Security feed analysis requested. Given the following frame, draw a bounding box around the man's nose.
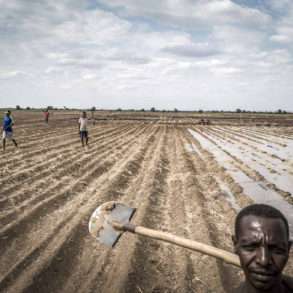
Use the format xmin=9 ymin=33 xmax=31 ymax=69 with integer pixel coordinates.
xmin=256 ymin=246 xmax=270 ymax=266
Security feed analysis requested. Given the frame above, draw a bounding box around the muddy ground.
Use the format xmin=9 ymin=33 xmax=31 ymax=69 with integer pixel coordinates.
xmin=0 ymin=111 xmax=292 ymax=293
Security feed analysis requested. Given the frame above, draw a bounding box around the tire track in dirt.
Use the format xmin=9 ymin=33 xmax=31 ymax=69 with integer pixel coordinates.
xmin=0 ymin=125 xmax=159 ymax=293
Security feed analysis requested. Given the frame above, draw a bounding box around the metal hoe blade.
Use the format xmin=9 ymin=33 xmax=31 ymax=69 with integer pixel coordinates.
xmin=89 ymin=201 xmax=136 ymax=247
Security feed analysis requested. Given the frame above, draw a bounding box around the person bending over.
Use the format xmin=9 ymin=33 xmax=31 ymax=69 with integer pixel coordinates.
xmin=232 ymin=204 xmax=293 ymax=292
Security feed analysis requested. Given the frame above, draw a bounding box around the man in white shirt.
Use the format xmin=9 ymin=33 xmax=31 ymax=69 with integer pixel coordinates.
xmin=78 ymin=111 xmax=89 ymax=147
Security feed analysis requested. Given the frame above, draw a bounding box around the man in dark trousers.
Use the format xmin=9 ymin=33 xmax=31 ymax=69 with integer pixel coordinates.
xmin=2 ymin=110 xmax=18 ymax=151
xmin=232 ymin=204 xmax=293 ymax=292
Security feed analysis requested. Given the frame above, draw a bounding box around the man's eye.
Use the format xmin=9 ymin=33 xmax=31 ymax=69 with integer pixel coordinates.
xmin=272 ymin=248 xmax=286 ymax=254
xmin=242 ymin=245 xmax=258 ymax=251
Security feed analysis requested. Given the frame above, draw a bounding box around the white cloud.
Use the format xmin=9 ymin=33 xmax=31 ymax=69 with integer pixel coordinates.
xmin=0 ymin=0 xmax=292 ymax=111
xmin=270 ymin=34 xmax=291 ymax=44
xmin=0 ymin=70 xmax=28 ymax=79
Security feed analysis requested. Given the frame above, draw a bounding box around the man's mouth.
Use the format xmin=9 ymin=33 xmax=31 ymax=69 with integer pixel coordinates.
xmin=250 ymin=270 xmax=276 ymax=282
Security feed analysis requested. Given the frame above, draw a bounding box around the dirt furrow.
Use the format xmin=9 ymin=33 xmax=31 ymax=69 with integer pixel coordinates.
xmin=241 ymin=127 xmax=293 ymax=140
xmin=0 ymin=124 xmax=135 ymax=201
xmin=0 ymin=122 xmax=109 ymax=167
xmin=115 ymin=126 xmax=170 ymax=293
xmin=75 ymin=127 xmax=167 ymax=293
xmin=0 ymin=124 xmax=147 ymax=228
xmin=178 ymin=127 xmax=242 ymax=292
xmin=43 ymin=126 xmax=165 ymax=293
xmin=0 ymin=125 xmax=159 ymax=292
xmin=0 ymin=123 xmax=124 ymax=170
xmin=214 ymin=126 xmax=275 ymax=146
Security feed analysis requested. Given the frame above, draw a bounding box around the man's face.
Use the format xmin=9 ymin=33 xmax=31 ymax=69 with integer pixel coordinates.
xmin=233 ymin=215 xmax=291 ymax=290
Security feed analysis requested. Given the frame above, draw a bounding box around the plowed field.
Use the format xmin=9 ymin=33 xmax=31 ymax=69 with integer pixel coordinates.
xmin=1 ymin=113 xmax=293 ymax=293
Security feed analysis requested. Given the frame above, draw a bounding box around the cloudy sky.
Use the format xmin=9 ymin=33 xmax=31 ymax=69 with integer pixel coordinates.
xmin=0 ymin=0 xmax=293 ymax=111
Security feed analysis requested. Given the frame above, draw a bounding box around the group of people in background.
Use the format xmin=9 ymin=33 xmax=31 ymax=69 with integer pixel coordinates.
xmin=2 ymin=109 xmax=90 ymax=151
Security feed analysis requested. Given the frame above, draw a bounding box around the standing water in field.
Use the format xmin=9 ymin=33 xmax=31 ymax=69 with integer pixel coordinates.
xmin=188 ymin=128 xmax=293 ymax=237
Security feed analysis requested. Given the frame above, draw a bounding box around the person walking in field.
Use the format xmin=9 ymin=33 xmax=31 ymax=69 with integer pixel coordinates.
xmin=43 ymin=108 xmax=50 ymax=124
xmin=78 ymin=111 xmax=89 ymax=147
xmin=2 ymin=110 xmax=18 ymax=151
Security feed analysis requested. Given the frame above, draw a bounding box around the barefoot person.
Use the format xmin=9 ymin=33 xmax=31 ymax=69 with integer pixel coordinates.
xmin=78 ymin=111 xmax=89 ymax=147
xmin=2 ymin=110 xmax=18 ymax=151
xmin=233 ymin=204 xmax=293 ymax=292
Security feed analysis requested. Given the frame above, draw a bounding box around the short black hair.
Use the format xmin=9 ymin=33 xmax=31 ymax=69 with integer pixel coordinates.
xmin=235 ymin=204 xmax=290 ymax=239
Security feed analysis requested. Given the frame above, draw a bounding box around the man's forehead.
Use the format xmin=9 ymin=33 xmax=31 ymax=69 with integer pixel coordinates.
xmin=238 ymin=215 xmax=287 ymax=239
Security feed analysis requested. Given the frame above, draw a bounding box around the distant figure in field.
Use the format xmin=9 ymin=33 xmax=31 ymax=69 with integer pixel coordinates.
xmin=91 ymin=108 xmax=96 ymax=125
xmin=43 ymin=109 xmax=50 ymax=124
xmin=232 ymin=204 xmax=293 ymax=292
xmin=2 ymin=110 xmax=18 ymax=151
xmin=78 ymin=111 xmax=89 ymax=147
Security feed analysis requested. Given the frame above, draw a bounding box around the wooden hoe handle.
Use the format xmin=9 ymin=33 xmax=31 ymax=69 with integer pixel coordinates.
xmin=114 ymin=222 xmax=241 ymax=268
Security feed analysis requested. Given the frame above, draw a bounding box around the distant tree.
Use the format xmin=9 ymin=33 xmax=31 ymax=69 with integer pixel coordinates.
xmin=47 ymin=106 xmax=54 ymax=110
xmin=117 ymin=108 xmax=122 ymax=111
xmin=236 ymin=108 xmax=242 ymax=113
xmin=198 ymin=109 xmax=203 ymax=113
xmin=150 ymin=107 xmax=156 ymax=112
xmin=174 ymin=108 xmax=179 ymax=112
xmin=140 ymin=108 xmax=145 ymax=112
xmin=26 ymin=106 xmax=31 ymax=110
xmin=16 ymin=105 xmax=21 ymax=110
xmin=91 ymin=106 xmax=96 ymax=111
xmin=276 ymin=109 xmax=287 ymax=114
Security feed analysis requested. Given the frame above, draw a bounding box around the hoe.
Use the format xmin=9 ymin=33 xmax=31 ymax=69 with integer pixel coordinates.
xmin=89 ymin=201 xmax=241 ymax=268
